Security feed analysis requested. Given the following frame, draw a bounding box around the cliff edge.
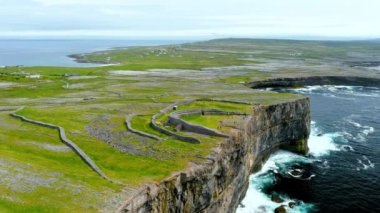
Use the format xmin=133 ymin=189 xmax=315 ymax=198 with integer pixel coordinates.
xmin=117 ymin=98 xmax=310 ymax=213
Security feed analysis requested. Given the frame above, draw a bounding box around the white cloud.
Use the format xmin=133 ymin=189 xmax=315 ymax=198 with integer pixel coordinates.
xmin=0 ymin=0 xmax=379 ymax=38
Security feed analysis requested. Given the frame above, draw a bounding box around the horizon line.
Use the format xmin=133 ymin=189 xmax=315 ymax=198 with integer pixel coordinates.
xmin=0 ymin=35 xmax=379 ymax=42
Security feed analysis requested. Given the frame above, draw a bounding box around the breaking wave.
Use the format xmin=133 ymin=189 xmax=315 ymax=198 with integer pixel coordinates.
xmin=307 ymin=121 xmax=344 ymax=157
xmin=356 ymin=156 xmax=375 ymax=171
xmin=240 ymin=85 xmax=379 ymax=212
xmin=344 ymin=118 xmax=375 ymax=142
xmin=236 ymin=151 xmax=316 ymax=213
xmin=292 ymin=85 xmax=380 ymax=98
xmin=237 ymin=121 xmax=342 ymax=213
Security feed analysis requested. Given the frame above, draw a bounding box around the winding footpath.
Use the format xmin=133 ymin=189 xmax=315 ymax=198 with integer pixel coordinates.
xmin=10 ymin=107 xmax=124 ymax=186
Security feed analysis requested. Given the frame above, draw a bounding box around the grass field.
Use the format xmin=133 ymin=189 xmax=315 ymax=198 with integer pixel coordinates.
xmin=0 ymin=38 xmax=378 ymax=212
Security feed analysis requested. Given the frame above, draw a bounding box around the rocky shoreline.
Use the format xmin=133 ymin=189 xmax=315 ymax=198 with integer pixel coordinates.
xmin=246 ymin=76 xmax=380 ymax=89
xmin=68 ymin=53 xmax=121 ymax=66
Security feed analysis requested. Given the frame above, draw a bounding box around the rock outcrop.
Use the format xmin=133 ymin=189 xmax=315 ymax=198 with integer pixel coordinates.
xmin=117 ymin=97 xmax=310 ymax=212
xmin=246 ymin=76 xmax=380 ymax=89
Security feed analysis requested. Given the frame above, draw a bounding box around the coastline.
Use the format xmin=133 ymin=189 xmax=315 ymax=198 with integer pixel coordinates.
xmin=246 ymin=76 xmax=380 ymax=89
xmin=117 ymin=98 xmax=311 ymax=212
xmin=118 ymin=76 xmax=380 ymax=212
xmin=68 ymin=53 xmax=118 ymax=65
xmin=1 ymin=38 xmax=379 ymax=212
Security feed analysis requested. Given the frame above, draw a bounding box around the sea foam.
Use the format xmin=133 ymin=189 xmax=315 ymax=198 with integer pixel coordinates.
xmin=307 ymin=122 xmax=343 ymax=157
xmin=236 ymin=151 xmax=315 ymax=213
xmin=237 ymin=122 xmax=341 ymax=213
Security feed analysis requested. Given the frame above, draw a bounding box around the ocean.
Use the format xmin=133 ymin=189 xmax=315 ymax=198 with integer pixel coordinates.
xmin=0 ymin=39 xmax=186 ymax=67
xmin=237 ymin=86 xmax=380 ymax=213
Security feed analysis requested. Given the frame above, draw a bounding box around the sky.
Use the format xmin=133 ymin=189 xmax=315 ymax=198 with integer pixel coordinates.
xmin=0 ymin=0 xmax=379 ymax=39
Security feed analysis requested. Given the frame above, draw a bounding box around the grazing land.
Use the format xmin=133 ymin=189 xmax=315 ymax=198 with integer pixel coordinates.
xmin=0 ymin=38 xmax=379 ymax=212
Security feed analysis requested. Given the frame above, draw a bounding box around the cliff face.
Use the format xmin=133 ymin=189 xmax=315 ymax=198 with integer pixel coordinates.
xmin=246 ymin=76 xmax=380 ymax=89
xmin=117 ymin=98 xmax=310 ymax=213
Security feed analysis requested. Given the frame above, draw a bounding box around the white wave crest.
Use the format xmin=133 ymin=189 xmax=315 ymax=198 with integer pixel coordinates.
xmin=346 ymin=119 xmax=375 ymax=142
xmin=356 ymin=156 xmax=375 ymax=171
xmin=292 ymin=85 xmax=380 ymax=98
xmin=307 ymin=122 xmax=342 ymax=157
xmin=340 ymin=145 xmax=355 ymax=152
xmin=237 ymin=150 xmax=315 ymax=213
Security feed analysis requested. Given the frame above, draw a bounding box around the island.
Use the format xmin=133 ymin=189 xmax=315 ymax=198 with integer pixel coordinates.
xmin=0 ymin=38 xmax=379 ymax=212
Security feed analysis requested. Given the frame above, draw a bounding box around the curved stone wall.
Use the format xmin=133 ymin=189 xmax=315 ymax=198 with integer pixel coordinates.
xmin=117 ymin=98 xmax=310 ymax=212
xmin=125 ymin=114 xmax=163 ymax=141
xmin=168 ymin=109 xmax=247 ymax=138
xmin=10 ymin=109 xmax=122 ymax=185
xmin=150 ymin=98 xmax=255 ymax=144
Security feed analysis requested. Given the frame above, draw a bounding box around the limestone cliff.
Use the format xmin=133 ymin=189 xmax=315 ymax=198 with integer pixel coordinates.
xmin=246 ymin=76 xmax=380 ymax=89
xmin=117 ymin=97 xmax=310 ymax=213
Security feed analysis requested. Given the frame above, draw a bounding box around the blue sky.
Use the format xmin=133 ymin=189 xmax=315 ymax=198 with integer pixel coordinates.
xmin=1 ymin=0 xmax=379 ymax=39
